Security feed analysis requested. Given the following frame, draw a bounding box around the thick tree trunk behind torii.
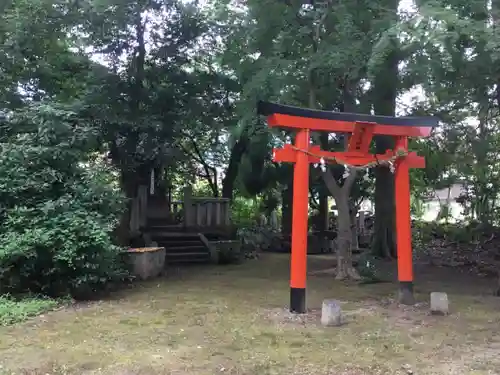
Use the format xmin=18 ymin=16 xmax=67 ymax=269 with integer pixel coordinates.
xmin=350 ymin=203 xmax=360 ymax=251
xmin=371 ymin=11 xmax=399 ymax=258
xmin=372 ymin=137 xmax=397 ymax=258
xmin=306 ymin=6 xmax=359 ymax=278
xmin=322 ymin=169 xmax=360 ymax=280
xmin=318 ymin=133 xmax=330 ymax=232
xmin=309 ymin=71 xmax=360 ymax=278
xmin=222 ymin=135 xmax=249 ymax=200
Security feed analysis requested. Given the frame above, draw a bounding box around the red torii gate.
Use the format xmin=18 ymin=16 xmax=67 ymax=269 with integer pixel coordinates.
xmin=257 ymin=101 xmax=439 ymax=314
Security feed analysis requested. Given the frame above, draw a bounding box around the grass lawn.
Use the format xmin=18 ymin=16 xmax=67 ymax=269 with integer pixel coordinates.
xmin=0 ymin=253 xmax=499 ymax=375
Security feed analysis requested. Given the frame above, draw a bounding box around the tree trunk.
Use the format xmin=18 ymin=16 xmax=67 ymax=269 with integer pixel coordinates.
xmin=112 ymin=6 xmax=149 ymax=247
xmin=350 ymin=204 xmax=359 ymax=251
xmin=318 ymin=132 xmax=330 ymax=231
xmin=222 ymin=135 xmax=249 ymax=200
xmin=313 ymin=80 xmax=359 ymax=277
xmin=308 ymin=7 xmax=358 ymax=276
xmin=322 ymin=169 xmax=361 ymax=280
xmin=371 ymin=12 xmax=399 ymax=258
xmin=372 ymin=137 xmax=396 ymax=258
xmin=335 ymin=192 xmax=361 ymax=280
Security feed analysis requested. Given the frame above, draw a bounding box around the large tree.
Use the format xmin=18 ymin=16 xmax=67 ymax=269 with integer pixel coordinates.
xmin=370 ymin=0 xmax=400 ymax=259
xmin=216 ymin=0 xmax=390 ymax=278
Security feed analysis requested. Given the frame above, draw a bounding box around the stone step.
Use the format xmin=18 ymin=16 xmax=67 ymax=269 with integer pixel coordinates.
xmin=158 ymin=240 xmax=201 ymax=247
xmin=168 ymin=257 xmax=212 ymax=264
xmin=147 ymin=224 xmax=185 ymax=232
xmin=151 ymin=232 xmax=200 ymax=239
xmin=165 ymin=245 xmax=207 ymax=253
xmin=166 ymin=252 xmax=209 ymax=257
xmin=165 ymin=251 xmax=211 ymax=264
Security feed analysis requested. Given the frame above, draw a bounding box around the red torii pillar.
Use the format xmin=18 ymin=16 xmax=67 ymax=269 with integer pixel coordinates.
xmin=258 ymin=101 xmax=438 ymax=313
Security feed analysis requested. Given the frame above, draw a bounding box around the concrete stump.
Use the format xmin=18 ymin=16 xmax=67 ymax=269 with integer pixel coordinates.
xmin=126 ymin=247 xmax=166 ymax=280
xmin=321 ymin=299 xmax=343 ymax=327
xmin=430 ymin=292 xmax=449 ymax=315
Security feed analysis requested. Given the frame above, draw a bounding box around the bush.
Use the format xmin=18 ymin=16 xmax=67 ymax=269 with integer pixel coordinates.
xmin=0 ymin=201 xmax=127 ymax=298
xmin=412 ymin=220 xmax=475 ymax=250
xmin=0 ymin=104 xmax=128 ymax=299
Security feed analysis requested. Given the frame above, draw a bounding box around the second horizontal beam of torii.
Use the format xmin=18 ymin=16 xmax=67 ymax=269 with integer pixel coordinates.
xmin=273 ymin=145 xmax=426 ymax=169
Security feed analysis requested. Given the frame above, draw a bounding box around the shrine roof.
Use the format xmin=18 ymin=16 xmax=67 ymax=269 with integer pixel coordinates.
xmin=257 ymin=101 xmax=439 ymax=128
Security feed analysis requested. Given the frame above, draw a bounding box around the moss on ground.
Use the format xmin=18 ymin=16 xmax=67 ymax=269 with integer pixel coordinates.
xmin=0 ymin=296 xmax=60 ymax=326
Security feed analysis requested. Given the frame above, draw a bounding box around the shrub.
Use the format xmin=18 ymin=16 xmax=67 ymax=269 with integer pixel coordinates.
xmin=0 ymin=104 xmax=128 ymax=299
xmin=0 ymin=200 xmax=127 ymax=298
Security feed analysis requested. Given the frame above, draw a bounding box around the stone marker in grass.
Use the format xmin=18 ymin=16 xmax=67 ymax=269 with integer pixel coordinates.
xmin=321 ymin=299 xmax=343 ymax=326
xmin=430 ymin=292 xmax=449 ymax=315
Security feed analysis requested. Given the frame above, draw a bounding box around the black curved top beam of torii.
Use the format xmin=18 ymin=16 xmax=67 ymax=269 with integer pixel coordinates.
xmin=257 ymin=101 xmax=439 ymax=138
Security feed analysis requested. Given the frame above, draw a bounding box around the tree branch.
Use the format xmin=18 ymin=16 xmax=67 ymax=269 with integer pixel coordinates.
xmin=321 ymin=166 xmax=341 ymax=198
xmin=179 ymin=131 xmax=219 ymax=197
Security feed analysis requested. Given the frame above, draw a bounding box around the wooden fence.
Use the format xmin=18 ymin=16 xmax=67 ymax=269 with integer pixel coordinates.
xmin=182 ymin=187 xmax=230 ymax=228
xmin=129 ymin=185 xmax=230 ymax=232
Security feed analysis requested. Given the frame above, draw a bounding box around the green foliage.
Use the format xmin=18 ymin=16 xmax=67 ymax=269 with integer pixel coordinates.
xmin=412 ymin=221 xmax=477 ymax=252
xmin=0 ymin=0 xmax=92 ymax=107
xmin=0 ymin=104 xmax=128 ymax=299
xmin=78 ymin=0 xmax=211 ymax=185
xmin=402 ymin=0 xmax=500 ymax=227
xmin=410 ymin=194 xmax=426 ymax=219
xmin=231 ymin=197 xmax=260 ymax=228
xmin=3 ymin=0 xmax=500 ymax=281
xmin=0 ymin=295 xmax=60 ymax=326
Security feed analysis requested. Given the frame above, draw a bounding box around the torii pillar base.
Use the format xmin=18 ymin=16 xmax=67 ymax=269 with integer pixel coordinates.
xmin=398 ymin=282 xmax=415 ymax=305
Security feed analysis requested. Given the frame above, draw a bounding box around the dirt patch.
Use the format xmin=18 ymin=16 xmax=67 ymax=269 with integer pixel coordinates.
xmin=262 ymin=307 xmax=323 ymax=327
xmin=361 ymin=298 xmax=436 ymax=327
xmin=309 ymin=267 xmax=338 ymax=276
xmin=262 ymin=301 xmax=380 ymax=328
